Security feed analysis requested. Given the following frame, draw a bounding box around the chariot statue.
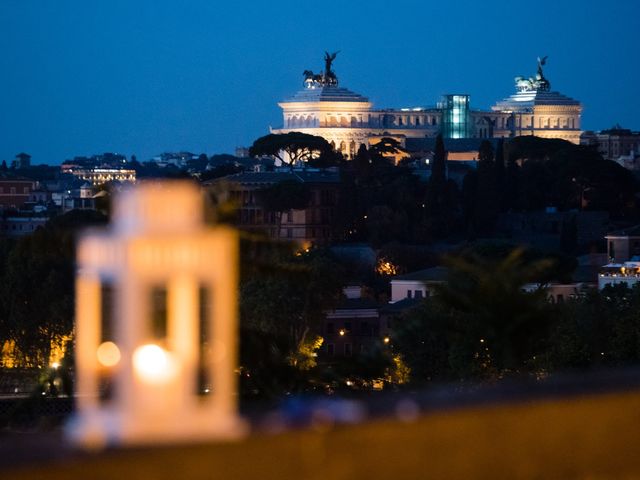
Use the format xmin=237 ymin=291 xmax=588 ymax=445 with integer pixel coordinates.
xmin=515 ymin=56 xmax=551 ymax=92
xmin=303 ymin=51 xmax=340 ymax=88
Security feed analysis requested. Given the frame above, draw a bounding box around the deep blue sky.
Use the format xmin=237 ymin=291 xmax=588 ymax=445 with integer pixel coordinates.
xmin=1 ymin=0 xmax=639 ymax=164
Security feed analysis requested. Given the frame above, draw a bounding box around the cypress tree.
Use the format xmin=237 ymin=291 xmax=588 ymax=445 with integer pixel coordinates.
xmin=504 ymin=140 xmax=520 ymax=212
xmin=560 ymin=214 xmax=578 ymax=254
xmin=353 ymin=144 xmax=371 ymax=181
xmin=495 ymin=138 xmax=506 ymax=211
xmin=426 ymin=134 xmax=449 ymax=237
xmin=430 ymin=133 xmax=447 ymax=190
xmin=475 ymin=140 xmax=499 ymax=234
xmin=462 ymin=170 xmax=478 ymax=240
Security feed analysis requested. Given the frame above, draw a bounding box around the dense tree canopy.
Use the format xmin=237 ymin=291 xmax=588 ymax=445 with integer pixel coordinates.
xmin=239 ymin=242 xmax=345 ymax=396
xmin=390 ymin=242 xmax=589 ymax=382
xmin=249 ymin=132 xmax=334 ymax=169
xmin=504 ymin=136 xmax=638 ymax=215
xmin=0 ymin=210 xmax=107 ymax=367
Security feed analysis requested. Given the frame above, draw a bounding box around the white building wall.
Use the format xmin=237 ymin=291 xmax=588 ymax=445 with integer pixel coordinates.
xmin=390 ymin=280 xmax=428 ymax=303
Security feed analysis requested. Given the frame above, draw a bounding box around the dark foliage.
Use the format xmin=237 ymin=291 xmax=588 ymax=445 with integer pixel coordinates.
xmin=249 ymin=132 xmax=333 ymax=170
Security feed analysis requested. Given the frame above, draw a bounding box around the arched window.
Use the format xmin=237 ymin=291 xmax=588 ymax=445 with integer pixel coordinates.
xmin=349 ymin=140 xmax=356 ymax=158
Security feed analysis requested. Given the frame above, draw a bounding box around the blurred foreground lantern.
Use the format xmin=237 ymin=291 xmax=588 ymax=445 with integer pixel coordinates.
xmin=68 ymin=181 xmax=246 ymax=447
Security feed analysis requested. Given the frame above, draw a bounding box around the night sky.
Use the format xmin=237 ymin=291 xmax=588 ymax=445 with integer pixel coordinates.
xmin=1 ymin=0 xmax=638 ymax=164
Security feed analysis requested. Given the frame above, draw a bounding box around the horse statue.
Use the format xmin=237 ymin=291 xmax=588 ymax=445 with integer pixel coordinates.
xmin=302 ymin=51 xmax=340 ymax=88
xmin=515 ymin=76 xmax=535 ymax=92
xmin=303 ymin=69 xmax=324 ymax=88
xmin=514 ymin=56 xmax=550 ymax=92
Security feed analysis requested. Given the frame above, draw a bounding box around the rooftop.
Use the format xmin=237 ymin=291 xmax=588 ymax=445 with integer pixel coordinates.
xmin=606 ymin=224 xmax=640 ymax=237
xmin=217 ymin=170 xmax=341 ymax=185
xmin=392 ymin=266 xmax=449 ymax=282
xmin=283 ymin=85 xmax=369 ymax=104
xmin=599 ymin=124 xmax=638 ymax=136
xmin=492 ymin=89 xmax=581 ymax=112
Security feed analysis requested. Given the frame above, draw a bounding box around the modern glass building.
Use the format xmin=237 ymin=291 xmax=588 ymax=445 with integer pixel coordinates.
xmin=438 ymin=94 xmax=472 ymax=139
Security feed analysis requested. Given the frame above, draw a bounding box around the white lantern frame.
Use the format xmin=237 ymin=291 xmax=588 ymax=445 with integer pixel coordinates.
xmin=70 ymin=182 xmax=245 ymax=446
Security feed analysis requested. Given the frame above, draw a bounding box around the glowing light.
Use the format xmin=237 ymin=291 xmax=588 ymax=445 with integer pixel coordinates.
xmin=132 ymin=344 xmax=176 ymax=384
xmin=51 ymin=362 xmax=60 ymax=369
xmin=97 ymin=341 xmax=121 ymax=367
xmin=383 ymin=337 xmax=390 ymax=344
xmin=339 ymin=329 xmax=346 ymax=336
xmin=376 ymin=259 xmax=398 ymax=276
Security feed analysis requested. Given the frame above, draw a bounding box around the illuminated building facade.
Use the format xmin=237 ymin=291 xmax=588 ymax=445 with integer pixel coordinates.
xmin=271 ymin=55 xmax=582 ymax=158
xmin=598 ymin=226 xmax=640 ymax=289
xmin=599 ymin=262 xmax=640 ymax=290
xmin=322 ymin=286 xmax=389 ymax=359
xmin=491 ymin=58 xmax=582 ymax=144
xmin=71 ymin=168 xmax=136 ymax=186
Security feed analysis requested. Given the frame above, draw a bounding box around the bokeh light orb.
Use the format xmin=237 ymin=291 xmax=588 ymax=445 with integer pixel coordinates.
xmin=132 ymin=344 xmax=175 ymax=384
xmin=97 ymin=341 xmax=121 ymax=367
